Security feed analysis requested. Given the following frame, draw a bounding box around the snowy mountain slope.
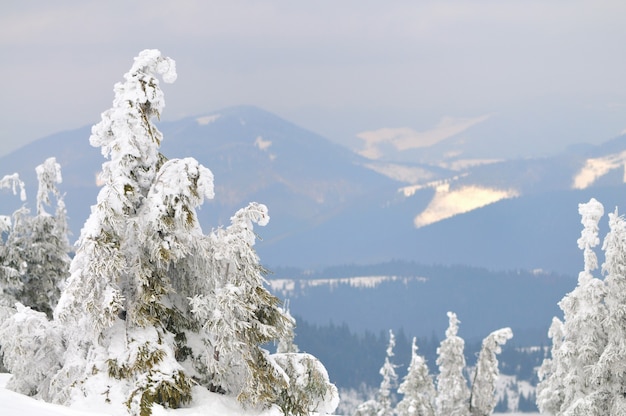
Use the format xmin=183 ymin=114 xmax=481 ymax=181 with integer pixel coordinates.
xmin=0 ymin=105 xmax=400 ymax=244
xmin=1 ymin=106 xmax=625 ymax=275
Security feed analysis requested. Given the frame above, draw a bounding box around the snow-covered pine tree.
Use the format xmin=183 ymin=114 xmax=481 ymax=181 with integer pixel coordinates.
xmin=557 ymin=198 xmax=607 ymax=414
xmin=43 ymin=50 xmax=196 ymax=416
xmin=353 ymin=330 xmax=398 ymax=416
xmin=592 ymin=208 xmax=626 ymax=414
xmin=0 ymin=172 xmax=27 ymax=317
xmin=435 ymin=312 xmax=470 ymax=416
xmin=188 ymin=201 xmax=293 ymax=405
xmin=536 ymin=198 xmax=608 ymax=415
xmin=379 ymin=330 xmax=399 ymax=416
xmin=536 ymin=317 xmax=566 ymax=414
xmin=396 ymin=337 xmax=436 ymax=416
xmin=6 ymin=158 xmax=71 ymax=317
xmin=469 ymin=327 xmax=513 ymax=416
xmin=0 ymin=49 xmax=335 ymax=416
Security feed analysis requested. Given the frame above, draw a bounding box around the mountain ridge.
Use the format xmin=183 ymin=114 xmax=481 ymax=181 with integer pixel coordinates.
xmin=1 ymin=105 xmax=625 ymax=276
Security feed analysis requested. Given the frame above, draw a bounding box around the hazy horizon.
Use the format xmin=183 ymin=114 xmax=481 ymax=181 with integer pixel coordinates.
xmin=2 ymin=1 xmax=625 ymax=158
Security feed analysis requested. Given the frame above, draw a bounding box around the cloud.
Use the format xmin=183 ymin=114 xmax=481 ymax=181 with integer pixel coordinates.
xmin=356 ymin=114 xmax=490 ymax=159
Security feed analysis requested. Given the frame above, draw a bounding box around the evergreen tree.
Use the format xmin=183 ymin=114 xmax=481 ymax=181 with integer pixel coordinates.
xmin=592 ymin=208 xmax=626 ymax=414
xmin=536 ymin=317 xmax=566 ymax=414
xmin=469 ymin=327 xmax=513 ymax=416
xmin=435 ymin=312 xmax=469 ymax=416
xmin=378 ymin=330 xmax=399 ymax=416
xmin=0 ymin=50 xmax=336 ymax=416
xmin=0 ymin=161 xmax=69 ymax=319
xmin=0 ymin=172 xmax=26 ymax=317
xmin=6 ymin=158 xmax=70 ymax=317
xmin=354 ymin=330 xmax=398 ymax=416
xmin=537 ymin=198 xmax=608 ymax=415
xmin=396 ymin=337 xmax=436 ymax=416
xmin=556 ymin=199 xmax=607 ymax=414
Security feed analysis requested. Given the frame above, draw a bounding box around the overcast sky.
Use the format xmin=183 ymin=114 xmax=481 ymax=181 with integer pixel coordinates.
xmin=1 ymin=1 xmax=626 ymax=157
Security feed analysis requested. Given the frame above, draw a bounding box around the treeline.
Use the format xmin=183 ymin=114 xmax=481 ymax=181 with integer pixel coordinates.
xmin=291 ymin=316 xmax=544 ymax=399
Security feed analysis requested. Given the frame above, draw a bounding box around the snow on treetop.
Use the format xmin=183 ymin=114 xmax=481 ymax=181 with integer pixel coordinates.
xmin=130 ymin=49 xmax=177 ymax=84
xmin=445 ymin=311 xmax=460 ymax=338
xmin=577 ymin=198 xmax=604 ymax=273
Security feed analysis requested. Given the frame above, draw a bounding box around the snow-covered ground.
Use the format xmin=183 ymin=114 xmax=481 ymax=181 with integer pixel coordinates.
xmin=0 ymin=373 xmax=282 ymax=416
xmin=1 ymin=373 xmax=541 ymax=415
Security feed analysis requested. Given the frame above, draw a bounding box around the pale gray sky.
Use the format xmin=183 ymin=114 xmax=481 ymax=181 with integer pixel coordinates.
xmin=1 ymin=1 xmax=626 ymax=157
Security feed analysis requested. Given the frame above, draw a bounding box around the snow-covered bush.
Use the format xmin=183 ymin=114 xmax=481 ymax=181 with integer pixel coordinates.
xmin=0 ymin=303 xmax=63 ymax=396
xmin=272 ymin=352 xmax=339 ymax=415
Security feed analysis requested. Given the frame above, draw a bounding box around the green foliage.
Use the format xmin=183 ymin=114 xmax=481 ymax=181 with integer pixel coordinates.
xmin=237 ymin=348 xmax=286 ymax=407
xmin=128 ymin=370 xmax=193 ymax=416
xmin=273 ymin=353 xmax=336 ymax=416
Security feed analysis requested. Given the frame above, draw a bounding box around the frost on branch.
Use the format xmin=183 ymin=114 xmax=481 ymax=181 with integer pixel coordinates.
xmin=0 ymin=173 xmax=26 ymax=202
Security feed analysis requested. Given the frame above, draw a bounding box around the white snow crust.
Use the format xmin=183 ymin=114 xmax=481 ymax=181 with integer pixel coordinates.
xmin=0 ymin=373 xmax=288 ymax=416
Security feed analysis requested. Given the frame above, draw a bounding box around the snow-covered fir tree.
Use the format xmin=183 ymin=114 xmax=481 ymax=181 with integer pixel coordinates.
xmin=378 ymin=330 xmax=399 ymax=416
xmin=0 ymin=160 xmax=70 ymax=319
xmin=6 ymin=158 xmax=70 ymax=317
xmin=396 ymin=337 xmax=436 ymax=416
xmin=593 ymin=208 xmax=626 ymax=414
xmin=536 ymin=317 xmax=566 ymax=414
xmin=435 ymin=312 xmax=469 ymax=416
xmin=0 ymin=50 xmax=336 ymax=416
xmin=0 ymin=172 xmax=27 ymax=317
xmin=537 ymin=198 xmax=611 ymax=415
xmin=354 ymin=330 xmax=398 ymax=416
xmin=469 ymin=327 xmax=513 ymax=416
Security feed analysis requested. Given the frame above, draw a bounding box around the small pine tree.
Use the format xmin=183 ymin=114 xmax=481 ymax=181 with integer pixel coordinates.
xmin=378 ymin=330 xmax=399 ymax=416
xmin=435 ymin=312 xmax=469 ymax=416
xmin=7 ymin=158 xmax=70 ymax=317
xmin=536 ymin=317 xmax=566 ymax=414
xmin=396 ymin=337 xmax=436 ymax=416
xmin=353 ymin=330 xmax=398 ymax=416
xmin=0 ymin=161 xmax=70 ymax=319
xmin=0 ymin=173 xmax=26 ymax=317
xmin=469 ymin=327 xmax=513 ymax=416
